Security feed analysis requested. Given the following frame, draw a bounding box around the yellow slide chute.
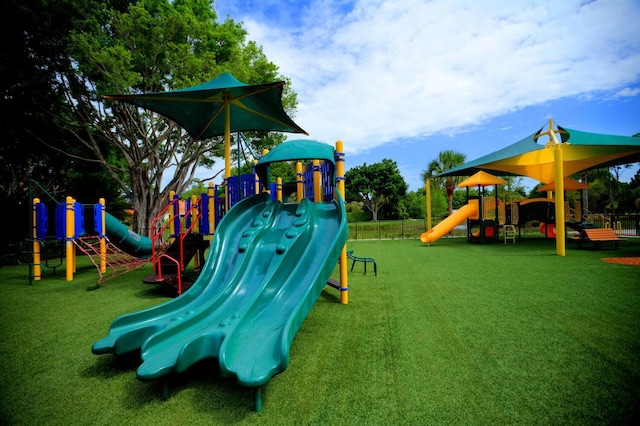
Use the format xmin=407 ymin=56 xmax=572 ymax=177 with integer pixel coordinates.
xmin=420 ymin=201 xmax=478 ymax=244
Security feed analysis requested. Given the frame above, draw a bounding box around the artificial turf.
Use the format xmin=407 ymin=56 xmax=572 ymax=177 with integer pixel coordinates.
xmin=1 ymin=236 xmax=639 ymax=424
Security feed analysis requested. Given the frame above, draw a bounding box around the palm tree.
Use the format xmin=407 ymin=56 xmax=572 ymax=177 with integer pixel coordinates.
xmin=422 ymin=150 xmax=467 ymax=216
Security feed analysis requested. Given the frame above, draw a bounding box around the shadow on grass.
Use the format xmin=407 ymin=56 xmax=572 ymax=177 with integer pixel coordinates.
xmin=121 ymin=358 xmax=258 ymax=419
xmin=134 ymin=285 xmax=172 ymax=300
xmin=319 ymin=288 xmax=340 ymax=304
xmin=82 ymin=351 xmax=142 ymax=379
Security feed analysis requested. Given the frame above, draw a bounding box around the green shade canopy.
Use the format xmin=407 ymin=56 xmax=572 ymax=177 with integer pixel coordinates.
xmin=104 ymin=73 xmax=307 ymax=141
xmin=439 ymin=124 xmax=640 ymax=183
xmin=255 ymin=139 xmax=335 ymax=188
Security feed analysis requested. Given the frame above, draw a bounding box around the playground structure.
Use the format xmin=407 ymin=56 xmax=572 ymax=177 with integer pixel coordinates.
xmin=27 ymin=153 xmax=337 ymax=294
xmin=93 ymin=139 xmax=349 ymax=411
xmin=421 ymin=171 xmax=507 ymax=244
xmin=140 ymin=151 xmax=339 ymax=296
xmin=436 ymin=120 xmax=640 ymax=255
xmin=30 ymin=189 xmax=153 ymax=286
xmin=506 ymin=197 xmax=593 ymax=239
xmin=421 ymin=170 xmax=599 ymax=245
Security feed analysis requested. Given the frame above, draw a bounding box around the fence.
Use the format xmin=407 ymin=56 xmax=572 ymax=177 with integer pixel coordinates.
xmin=348 ymin=214 xmax=640 ymax=241
xmin=588 ymin=214 xmax=640 ymax=237
xmin=348 ymin=219 xmax=433 ymax=241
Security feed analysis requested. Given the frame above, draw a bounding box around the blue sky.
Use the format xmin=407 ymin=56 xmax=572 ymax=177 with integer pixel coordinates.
xmin=213 ymin=0 xmax=640 ymax=191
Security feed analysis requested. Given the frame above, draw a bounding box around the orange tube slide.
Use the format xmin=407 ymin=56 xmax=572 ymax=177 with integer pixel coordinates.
xmin=421 ymin=203 xmax=478 ymax=243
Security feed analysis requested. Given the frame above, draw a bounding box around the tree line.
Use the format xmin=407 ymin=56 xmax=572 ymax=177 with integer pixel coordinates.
xmin=345 ymin=151 xmax=640 ymax=222
xmin=2 ymin=0 xmax=296 ymax=242
xmin=3 ymin=0 xmax=638 ymax=255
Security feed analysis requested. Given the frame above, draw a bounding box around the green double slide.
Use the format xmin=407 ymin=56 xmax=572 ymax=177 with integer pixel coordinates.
xmin=92 ymin=191 xmax=348 ymax=388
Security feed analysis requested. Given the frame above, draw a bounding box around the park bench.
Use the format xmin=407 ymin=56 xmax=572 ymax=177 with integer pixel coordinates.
xmin=571 ymin=228 xmax=623 ymax=250
xmin=347 ymin=250 xmax=377 ymax=275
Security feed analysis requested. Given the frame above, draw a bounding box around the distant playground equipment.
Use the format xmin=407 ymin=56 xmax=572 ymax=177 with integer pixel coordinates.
xmin=93 ymin=140 xmax=349 ymax=411
xmin=30 ymin=181 xmax=153 ymax=287
xmin=422 ymin=169 xmax=603 ymax=245
xmin=421 ymin=171 xmax=508 ymax=244
xmin=506 ymin=176 xmax=595 ymax=240
xmin=430 ymin=120 xmax=640 ymax=256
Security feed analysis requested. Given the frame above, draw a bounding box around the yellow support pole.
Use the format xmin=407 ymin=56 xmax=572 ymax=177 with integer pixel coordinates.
xmin=32 ymin=198 xmax=41 ymax=281
xmin=553 ymin=142 xmax=566 ymax=256
xmin=262 ymin=149 xmax=270 ymax=194
xmin=65 ymin=196 xmax=75 ymax=281
xmin=224 ymin=94 xmax=231 ymax=213
xmin=426 ymin=179 xmax=432 ymax=232
xmin=296 ymin=162 xmax=304 ymax=200
xmin=335 ymin=140 xmax=348 ymax=305
xmin=313 ymin=160 xmax=321 ymax=203
xmin=253 ymin=159 xmax=260 ymax=195
xmin=99 ymin=198 xmax=106 ymax=273
xmin=191 ymin=194 xmax=200 ymax=270
xmin=538 ymin=119 xmax=566 ymax=256
xmin=190 ymin=195 xmax=198 ymax=229
xmin=208 ymin=182 xmax=215 ymax=236
xmin=169 ymin=190 xmax=176 ymax=242
xmin=276 ymin=178 xmax=283 ymax=202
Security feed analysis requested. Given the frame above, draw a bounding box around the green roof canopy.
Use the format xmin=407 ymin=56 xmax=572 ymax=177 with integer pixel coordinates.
xmin=255 ymin=139 xmax=336 ymax=188
xmin=104 ymin=73 xmax=307 ymax=141
xmin=439 ymin=125 xmax=640 ymax=183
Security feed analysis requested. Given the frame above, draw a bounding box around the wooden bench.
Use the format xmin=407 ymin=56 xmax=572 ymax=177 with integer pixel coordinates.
xmin=571 ymin=228 xmax=623 ymax=250
xmin=347 ymin=250 xmax=377 ymax=275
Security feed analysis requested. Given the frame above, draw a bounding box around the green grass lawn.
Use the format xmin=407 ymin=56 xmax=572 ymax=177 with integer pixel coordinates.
xmin=1 ymin=237 xmax=639 ymax=424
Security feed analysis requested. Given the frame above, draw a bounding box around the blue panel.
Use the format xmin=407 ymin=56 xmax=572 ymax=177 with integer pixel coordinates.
xmin=35 ymin=203 xmax=48 ymax=240
xmin=74 ymin=202 xmax=84 ymax=238
xmin=94 ymin=204 xmax=104 ymax=236
xmin=55 ymin=203 xmax=65 ymax=240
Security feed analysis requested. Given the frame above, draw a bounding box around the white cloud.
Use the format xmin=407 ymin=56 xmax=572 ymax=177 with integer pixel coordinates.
xmin=237 ymin=0 xmax=640 ymax=154
xmin=611 ymin=87 xmax=640 ymax=99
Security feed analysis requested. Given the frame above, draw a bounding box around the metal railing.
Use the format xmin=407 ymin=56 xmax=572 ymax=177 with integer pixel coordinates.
xmin=348 ymin=219 xmax=439 ymax=241
xmin=347 ymin=214 xmax=640 ymax=241
xmin=588 ymin=214 xmax=640 ymax=237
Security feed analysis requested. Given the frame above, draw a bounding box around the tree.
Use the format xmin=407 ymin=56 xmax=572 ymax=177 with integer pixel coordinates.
xmin=501 ymin=176 xmax=526 ymax=201
xmin=421 ymin=150 xmax=467 ymax=216
xmin=2 ymin=0 xmax=134 ymax=243
xmin=345 ymin=159 xmax=408 ymax=221
xmin=35 ymin=0 xmax=298 ymax=234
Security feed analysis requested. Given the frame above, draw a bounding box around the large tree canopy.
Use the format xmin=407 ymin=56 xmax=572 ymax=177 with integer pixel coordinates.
xmin=345 ymin=159 xmax=408 ymax=221
xmin=5 ymin=0 xmax=299 ymax=234
xmin=63 ymin=0 xmax=299 ymax=232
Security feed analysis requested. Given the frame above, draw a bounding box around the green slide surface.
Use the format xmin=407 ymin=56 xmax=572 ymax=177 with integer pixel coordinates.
xmin=104 ymin=212 xmax=152 ymax=258
xmin=92 ymin=192 xmax=347 ymax=387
